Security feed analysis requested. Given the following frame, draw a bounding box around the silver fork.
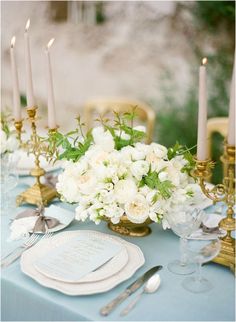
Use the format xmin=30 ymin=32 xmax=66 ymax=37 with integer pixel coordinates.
xmin=1 ymin=234 xmax=39 ymax=263
xmin=1 ymin=232 xmax=53 ymax=268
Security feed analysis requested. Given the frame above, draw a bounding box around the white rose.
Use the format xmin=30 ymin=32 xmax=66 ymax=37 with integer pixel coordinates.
xmin=146 ymin=154 xmax=166 ymax=172
xmin=56 ymin=174 xmax=81 ymax=203
xmin=120 ymin=146 xmax=134 ymax=161
xmin=77 ymin=170 xmax=97 ymax=195
xmin=92 ymin=127 xmax=115 ymax=152
xmin=131 ymin=149 xmax=146 ymax=161
xmin=135 ymin=142 xmax=151 ymax=154
xmin=114 ymin=179 xmax=137 ymax=204
xmin=125 ymin=195 xmax=149 ymax=224
xmin=130 ymin=160 xmax=149 ymax=180
xmin=104 ymin=203 xmax=124 ymax=222
xmin=166 ymin=163 xmax=180 ymax=186
xmin=150 ymin=143 xmax=168 ymax=159
xmin=95 ymin=164 xmax=117 ymax=181
xmin=158 ymin=171 xmax=168 ymax=182
xmin=64 ymin=160 xmax=88 ymax=176
xmin=89 ymin=150 xmax=110 ymax=169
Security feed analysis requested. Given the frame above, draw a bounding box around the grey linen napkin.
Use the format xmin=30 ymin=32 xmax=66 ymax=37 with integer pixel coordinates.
xmin=200 ymin=223 xmax=221 ymax=234
xmin=15 ymin=206 xmax=60 ymax=233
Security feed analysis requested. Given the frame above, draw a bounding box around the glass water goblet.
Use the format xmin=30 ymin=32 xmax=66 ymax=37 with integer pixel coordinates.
xmin=166 ymin=205 xmax=204 ymax=275
xmin=1 ymin=153 xmax=19 ymax=215
xmin=182 ymin=236 xmax=221 ymax=293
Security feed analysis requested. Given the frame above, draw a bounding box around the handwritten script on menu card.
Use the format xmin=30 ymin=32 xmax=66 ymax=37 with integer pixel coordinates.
xmin=34 ymin=235 xmax=123 ymax=282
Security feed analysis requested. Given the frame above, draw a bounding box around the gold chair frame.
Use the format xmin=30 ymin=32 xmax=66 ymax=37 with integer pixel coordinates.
xmin=207 ymin=117 xmax=228 ymax=179
xmin=84 ymin=98 xmax=156 ymax=144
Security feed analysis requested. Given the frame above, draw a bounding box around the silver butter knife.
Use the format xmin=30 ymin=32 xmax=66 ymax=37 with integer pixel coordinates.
xmin=100 ymin=265 xmax=163 ymax=316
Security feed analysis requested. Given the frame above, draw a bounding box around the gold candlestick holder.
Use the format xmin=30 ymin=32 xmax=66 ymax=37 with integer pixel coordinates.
xmin=192 ymin=143 xmax=235 ymax=272
xmin=15 ymin=107 xmax=58 ymax=207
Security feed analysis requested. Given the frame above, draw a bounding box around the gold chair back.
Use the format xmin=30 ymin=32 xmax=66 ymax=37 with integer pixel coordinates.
xmin=207 ymin=117 xmax=228 ymax=180
xmin=84 ymin=98 xmax=156 ymax=144
xmin=207 ymin=117 xmax=228 ymax=158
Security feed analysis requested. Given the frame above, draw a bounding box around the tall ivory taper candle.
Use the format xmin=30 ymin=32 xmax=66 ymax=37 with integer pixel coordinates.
xmin=45 ymin=38 xmax=57 ymax=129
xmin=10 ymin=36 xmax=21 ymax=121
xmin=197 ymin=58 xmax=208 ymax=160
xmin=24 ymin=19 xmax=35 ymax=108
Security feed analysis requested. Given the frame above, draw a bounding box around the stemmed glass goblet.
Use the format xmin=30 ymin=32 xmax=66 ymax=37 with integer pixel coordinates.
xmin=166 ymin=205 xmax=204 ymax=275
xmin=1 ymin=153 xmax=19 ymax=215
xmin=182 ymin=236 xmax=221 ymax=293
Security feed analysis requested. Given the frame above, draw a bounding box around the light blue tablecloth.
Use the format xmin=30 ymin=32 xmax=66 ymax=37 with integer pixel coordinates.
xmin=1 ymin=179 xmax=235 ymax=321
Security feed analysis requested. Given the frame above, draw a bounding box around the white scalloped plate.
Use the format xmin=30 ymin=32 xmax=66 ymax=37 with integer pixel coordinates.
xmin=33 ymin=231 xmax=129 ymax=283
xmin=21 ymin=230 xmax=145 ymax=295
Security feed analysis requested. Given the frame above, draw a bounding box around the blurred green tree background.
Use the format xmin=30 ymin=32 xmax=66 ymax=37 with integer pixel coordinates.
xmin=154 ymin=1 xmax=235 ymax=184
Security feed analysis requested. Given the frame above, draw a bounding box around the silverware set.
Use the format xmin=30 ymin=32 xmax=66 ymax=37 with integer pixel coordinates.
xmin=1 ymin=232 xmax=53 ymax=268
xmin=100 ymin=265 xmax=163 ymax=317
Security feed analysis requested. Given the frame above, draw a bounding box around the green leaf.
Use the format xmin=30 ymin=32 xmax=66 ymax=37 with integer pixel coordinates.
xmin=167 ymin=141 xmax=182 ymax=160
xmin=141 ymin=170 xmax=174 ymax=199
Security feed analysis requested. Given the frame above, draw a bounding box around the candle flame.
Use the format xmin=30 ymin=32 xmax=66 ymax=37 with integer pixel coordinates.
xmin=47 ymin=38 xmax=55 ymax=50
xmin=202 ymin=57 xmax=208 ymax=66
xmin=25 ymin=19 xmax=30 ymax=32
xmin=11 ymin=36 xmax=16 ymax=48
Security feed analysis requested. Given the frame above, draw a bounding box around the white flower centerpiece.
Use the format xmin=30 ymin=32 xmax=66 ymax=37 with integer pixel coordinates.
xmin=49 ymin=112 xmax=203 ymax=236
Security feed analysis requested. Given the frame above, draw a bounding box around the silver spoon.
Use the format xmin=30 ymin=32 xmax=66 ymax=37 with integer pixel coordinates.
xmin=120 ymin=273 xmax=161 ymax=316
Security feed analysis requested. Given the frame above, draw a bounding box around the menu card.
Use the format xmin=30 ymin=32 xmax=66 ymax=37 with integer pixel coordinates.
xmin=34 ymin=234 xmax=123 ymax=282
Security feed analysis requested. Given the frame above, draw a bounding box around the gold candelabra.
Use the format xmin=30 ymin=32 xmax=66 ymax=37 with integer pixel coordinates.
xmin=15 ymin=107 xmax=58 ymax=207
xmin=193 ymin=143 xmax=235 ymax=272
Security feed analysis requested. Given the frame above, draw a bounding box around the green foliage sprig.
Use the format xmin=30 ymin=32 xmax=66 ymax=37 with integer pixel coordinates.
xmin=98 ymin=108 xmax=146 ymax=150
xmin=47 ymin=116 xmax=93 ymax=163
xmin=167 ymin=142 xmax=196 ymax=176
xmin=1 ymin=113 xmax=11 ymax=136
xmin=139 ymin=168 xmax=174 ymax=200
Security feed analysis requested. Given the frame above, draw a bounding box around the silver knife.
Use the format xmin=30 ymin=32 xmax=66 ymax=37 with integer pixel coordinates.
xmin=100 ymin=265 xmax=163 ymax=316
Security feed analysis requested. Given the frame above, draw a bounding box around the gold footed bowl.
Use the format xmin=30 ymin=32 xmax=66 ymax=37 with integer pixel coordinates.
xmin=104 ymin=215 xmax=152 ymax=237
